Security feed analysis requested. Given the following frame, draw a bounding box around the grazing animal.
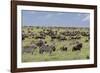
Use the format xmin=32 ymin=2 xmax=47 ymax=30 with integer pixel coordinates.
xmin=85 ymin=39 xmax=89 ymax=42
xmin=72 ymin=43 xmax=82 ymax=51
xmin=69 ymin=36 xmax=81 ymax=40
xmin=39 ymin=31 xmax=46 ymax=37
xmin=30 ymin=32 xmax=35 ymax=37
xmin=22 ymin=44 xmax=37 ymax=54
xmin=81 ymin=32 xmax=89 ymax=37
xmin=58 ymin=35 xmax=67 ymax=41
xmin=39 ymin=44 xmax=51 ymax=54
xmin=35 ymin=35 xmax=45 ymax=39
xmin=22 ymin=32 xmax=28 ymax=40
xmin=86 ymin=55 xmax=89 ymax=59
xmin=60 ymin=46 xmax=68 ymax=51
xmin=51 ymin=35 xmax=57 ymax=41
xmin=39 ymin=44 xmax=55 ymax=54
xmin=36 ymin=39 xmax=45 ymax=47
xmin=50 ymin=44 xmax=56 ymax=51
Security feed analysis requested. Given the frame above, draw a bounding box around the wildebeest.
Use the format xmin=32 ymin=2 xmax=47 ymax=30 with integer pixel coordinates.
xmin=85 ymin=39 xmax=89 ymax=42
xmin=36 ymin=39 xmax=45 ymax=47
xmin=72 ymin=43 xmax=82 ymax=51
xmin=50 ymin=35 xmax=58 ymax=41
xmin=35 ymin=34 xmax=45 ymax=39
xmin=81 ymin=32 xmax=89 ymax=37
xmin=57 ymin=35 xmax=67 ymax=41
xmin=46 ymin=29 xmax=57 ymax=37
xmin=60 ymin=46 xmax=68 ymax=51
xmin=69 ymin=36 xmax=81 ymax=40
xmin=29 ymin=32 xmax=35 ymax=38
xmin=22 ymin=44 xmax=37 ymax=54
xmin=86 ymin=55 xmax=89 ymax=59
xmin=50 ymin=44 xmax=56 ymax=51
xmin=69 ymin=41 xmax=80 ymax=45
xmin=22 ymin=32 xmax=28 ymax=40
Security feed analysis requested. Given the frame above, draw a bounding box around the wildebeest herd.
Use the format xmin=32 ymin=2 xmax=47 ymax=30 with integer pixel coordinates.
xmin=22 ymin=26 xmax=90 ymax=62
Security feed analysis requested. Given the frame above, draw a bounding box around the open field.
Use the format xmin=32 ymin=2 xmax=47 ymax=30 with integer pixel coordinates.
xmin=22 ymin=26 xmax=90 ymax=62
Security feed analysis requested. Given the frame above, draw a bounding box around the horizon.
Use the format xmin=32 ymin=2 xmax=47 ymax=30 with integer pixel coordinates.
xmin=22 ymin=25 xmax=89 ymax=28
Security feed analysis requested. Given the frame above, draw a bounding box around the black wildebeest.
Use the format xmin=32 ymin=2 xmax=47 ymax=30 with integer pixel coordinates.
xmin=72 ymin=43 xmax=82 ymax=51
xmin=22 ymin=44 xmax=37 ymax=54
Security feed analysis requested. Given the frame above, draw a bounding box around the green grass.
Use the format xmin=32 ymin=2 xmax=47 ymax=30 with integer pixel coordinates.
xmin=22 ymin=47 xmax=89 ymax=62
xmin=22 ymin=26 xmax=90 ymax=62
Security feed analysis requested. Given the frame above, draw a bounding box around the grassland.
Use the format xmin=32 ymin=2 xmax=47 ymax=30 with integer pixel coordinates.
xmin=22 ymin=26 xmax=90 ymax=62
